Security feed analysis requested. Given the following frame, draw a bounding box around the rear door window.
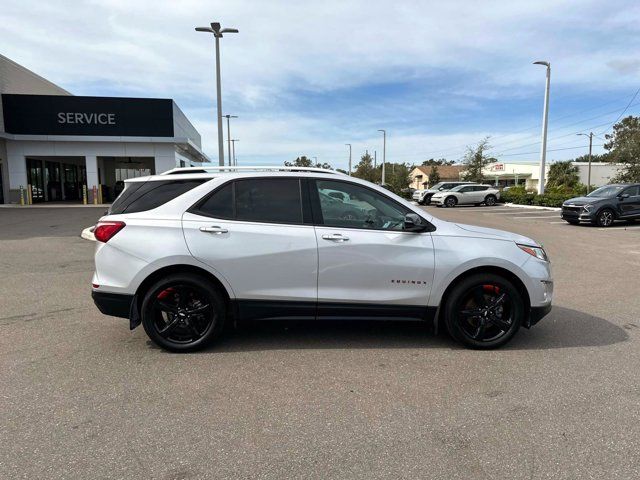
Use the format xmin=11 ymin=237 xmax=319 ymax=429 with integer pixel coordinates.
xmin=235 ymin=178 xmax=303 ymax=224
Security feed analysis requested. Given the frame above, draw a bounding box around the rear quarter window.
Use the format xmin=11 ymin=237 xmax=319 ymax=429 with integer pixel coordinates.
xmin=109 ymin=179 xmax=206 ymax=214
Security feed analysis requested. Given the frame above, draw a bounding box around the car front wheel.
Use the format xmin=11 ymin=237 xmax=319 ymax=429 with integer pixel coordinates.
xmin=444 ymin=273 xmax=523 ymax=349
xmin=594 ymin=209 xmax=615 ymax=227
xmin=141 ymin=273 xmax=226 ymax=352
xmin=444 ymin=196 xmax=458 ymax=208
xmin=484 ymin=195 xmax=497 ymax=206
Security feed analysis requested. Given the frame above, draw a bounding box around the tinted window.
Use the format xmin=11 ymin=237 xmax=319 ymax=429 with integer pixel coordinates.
xmin=235 ymin=179 xmax=303 ymax=224
xmin=110 ymin=179 xmax=205 ymax=214
xmin=197 ymin=182 xmax=233 ymax=218
xmin=475 ymin=186 xmax=489 ymax=191
xmin=623 ymin=186 xmax=640 ymax=196
xmin=315 ymin=180 xmax=408 ymax=230
xmin=441 ymin=184 xmax=454 ymax=189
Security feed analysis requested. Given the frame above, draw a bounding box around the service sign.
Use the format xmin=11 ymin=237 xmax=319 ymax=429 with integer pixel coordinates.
xmin=2 ymin=94 xmax=174 ymax=137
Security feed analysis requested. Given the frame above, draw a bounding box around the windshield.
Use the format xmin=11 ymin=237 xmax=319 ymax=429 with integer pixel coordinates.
xmin=587 ymin=185 xmax=624 ymax=198
xmin=430 ymin=183 xmax=445 ymax=190
xmin=449 ymin=185 xmax=467 ymax=192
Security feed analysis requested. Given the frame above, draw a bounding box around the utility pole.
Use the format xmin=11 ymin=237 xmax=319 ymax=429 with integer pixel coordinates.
xmin=534 ymin=61 xmax=551 ymax=194
xmin=345 ymin=144 xmax=352 ymax=175
xmin=223 ymin=115 xmax=237 ymax=166
xmin=231 ymin=139 xmax=239 ymax=166
xmin=577 ymin=132 xmax=593 ymax=193
xmin=378 ymin=129 xmax=386 ymax=185
xmin=196 ymin=22 xmax=239 ymax=166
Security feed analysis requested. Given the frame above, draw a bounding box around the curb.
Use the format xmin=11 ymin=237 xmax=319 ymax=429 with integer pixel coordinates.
xmin=503 ymin=203 xmax=561 ymax=212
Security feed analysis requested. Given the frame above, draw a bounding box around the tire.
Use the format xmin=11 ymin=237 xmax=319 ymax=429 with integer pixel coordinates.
xmin=443 ymin=273 xmax=523 ymax=349
xmin=484 ymin=195 xmax=497 ymax=206
xmin=444 ymin=196 xmax=458 ymax=208
xmin=141 ymin=273 xmax=226 ymax=352
xmin=594 ymin=208 xmax=615 ymax=227
xmin=565 ymin=220 xmax=580 ymax=225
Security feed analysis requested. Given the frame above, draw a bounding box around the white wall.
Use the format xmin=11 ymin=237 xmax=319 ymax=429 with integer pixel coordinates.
xmin=573 ymin=162 xmax=623 ymax=187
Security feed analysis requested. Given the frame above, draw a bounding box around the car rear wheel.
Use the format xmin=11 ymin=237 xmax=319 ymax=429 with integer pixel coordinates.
xmin=444 ymin=273 xmax=523 ymax=349
xmin=444 ymin=196 xmax=457 ymax=208
xmin=141 ymin=273 xmax=226 ymax=352
xmin=484 ymin=195 xmax=497 ymax=206
xmin=594 ymin=208 xmax=615 ymax=227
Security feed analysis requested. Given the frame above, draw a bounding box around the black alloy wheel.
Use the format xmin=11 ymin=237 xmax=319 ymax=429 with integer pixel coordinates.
xmin=485 ymin=195 xmax=497 ymax=206
xmin=444 ymin=196 xmax=457 ymax=208
xmin=141 ymin=273 xmax=225 ymax=352
xmin=595 ymin=209 xmax=615 ymax=227
xmin=444 ymin=273 xmax=523 ymax=349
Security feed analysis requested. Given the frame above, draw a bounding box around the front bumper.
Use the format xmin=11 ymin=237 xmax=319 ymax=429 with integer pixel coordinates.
xmin=528 ymin=303 xmax=552 ymax=327
xmin=430 ymin=196 xmax=444 ymax=205
xmin=92 ymin=290 xmax=134 ymax=319
xmin=561 ymin=207 xmax=593 ymax=223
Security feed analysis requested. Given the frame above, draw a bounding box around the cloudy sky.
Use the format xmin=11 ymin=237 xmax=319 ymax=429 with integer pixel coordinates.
xmin=2 ymin=0 xmax=640 ymax=169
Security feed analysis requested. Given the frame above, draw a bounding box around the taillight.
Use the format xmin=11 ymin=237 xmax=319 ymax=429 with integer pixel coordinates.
xmin=94 ymin=221 xmax=126 ymax=243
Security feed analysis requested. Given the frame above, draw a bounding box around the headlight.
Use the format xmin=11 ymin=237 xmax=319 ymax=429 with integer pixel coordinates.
xmin=517 ymin=244 xmax=549 ymax=262
xmin=583 ymin=204 xmax=593 ymax=212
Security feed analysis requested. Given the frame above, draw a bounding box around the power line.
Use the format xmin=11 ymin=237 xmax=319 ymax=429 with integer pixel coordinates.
xmin=496 ymin=144 xmax=604 ymax=158
xmin=597 ymin=86 xmax=640 ymax=135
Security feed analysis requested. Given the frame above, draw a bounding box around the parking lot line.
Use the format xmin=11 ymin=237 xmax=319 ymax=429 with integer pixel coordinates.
xmin=486 ymin=210 xmax=558 ymax=215
xmin=511 ymin=215 xmax=560 ymax=219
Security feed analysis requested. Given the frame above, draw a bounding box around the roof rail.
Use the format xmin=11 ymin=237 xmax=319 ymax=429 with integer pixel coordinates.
xmin=161 ymin=166 xmax=343 ymax=175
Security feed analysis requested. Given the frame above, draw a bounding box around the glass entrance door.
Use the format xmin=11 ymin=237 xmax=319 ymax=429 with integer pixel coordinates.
xmin=63 ymin=164 xmax=80 ymax=201
xmin=45 ymin=162 xmax=62 ymax=201
xmin=27 ymin=158 xmax=45 ymax=203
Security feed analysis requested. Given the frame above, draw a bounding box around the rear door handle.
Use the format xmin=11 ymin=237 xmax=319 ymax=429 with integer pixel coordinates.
xmin=199 ymin=226 xmax=228 ymax=234
xmin=322 ymin=233 xmax=349 ymax=242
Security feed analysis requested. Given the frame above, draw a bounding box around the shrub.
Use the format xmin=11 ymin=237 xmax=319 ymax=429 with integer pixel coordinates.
xmin=502 ymin=184 xmax=588 ymax=208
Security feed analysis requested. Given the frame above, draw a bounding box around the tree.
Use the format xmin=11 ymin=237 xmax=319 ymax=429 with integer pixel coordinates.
xmin=428 ymin=165 xmax=440 ymax=186
xmin=604 ymin=115 xmax=640 ymax=182
xmin=461 ymin=138 xmax=495 ymax=183
xmin=422 ymin=158 xmax=455 ymax=166
xmin=546 ymin=161 xmax=579 ymax=188
xmin=352 ymin=153 xmax=379 ymax=183
xmin=383 ymin=163 xmax=413 ymax=197
xmin=285 ymin=156 xmax=333 ymax=170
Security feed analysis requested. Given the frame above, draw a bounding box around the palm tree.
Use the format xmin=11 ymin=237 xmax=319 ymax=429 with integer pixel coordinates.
xmin=546 ymin=161 xmax=579 ymax=188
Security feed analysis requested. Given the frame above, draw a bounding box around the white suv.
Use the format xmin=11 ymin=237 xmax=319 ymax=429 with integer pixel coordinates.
xmin=92 ymin=166 xmax=552 ymax=352
xmin=431 ymin=184 xmax=501 ymax=207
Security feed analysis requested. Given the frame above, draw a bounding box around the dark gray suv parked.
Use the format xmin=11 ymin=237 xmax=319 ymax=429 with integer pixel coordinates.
xmin=561 ymin=184 xmax=640 ymax=227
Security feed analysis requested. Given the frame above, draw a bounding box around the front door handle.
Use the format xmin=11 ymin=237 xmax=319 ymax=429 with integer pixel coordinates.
xmin=199 ymin=226 xmax=228 ymax=234
xmin=322 ymin=233 xmax=349 ymax=242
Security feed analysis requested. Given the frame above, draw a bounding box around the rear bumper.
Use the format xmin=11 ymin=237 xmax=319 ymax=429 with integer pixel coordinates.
xmin=528 ymin=303 xmax=552 ymax=327
xmin=92 ymin=290 xmax=134 ymax=319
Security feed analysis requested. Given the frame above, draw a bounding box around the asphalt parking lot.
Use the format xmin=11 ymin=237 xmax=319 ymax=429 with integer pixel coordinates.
xmin=1 ymin=205 xmax=639 ymax=479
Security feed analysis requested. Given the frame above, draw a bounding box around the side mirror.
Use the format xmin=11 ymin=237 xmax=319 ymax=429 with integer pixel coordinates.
xmin=619 ymin=193 xmax=630 ymax=200
xmin=438 ymin=187 xmax=444 ymax=191
xmin=404 ymin=213 xmax=427 ymax=232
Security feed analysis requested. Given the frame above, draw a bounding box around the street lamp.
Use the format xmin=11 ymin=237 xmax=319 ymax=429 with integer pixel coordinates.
xmin=231 ymin=139 xmax=239 ymax=166
xmin=534 ymin=60 xmax=551 ymax=194
xmin=345 ymin=144 xmax=352 ymax=175
xmin=378 ymin=129 xmax=386 ymax=185
xmin=577 ymin=132 xmax=593 ymax=193
xmin=196 ymin=22 xmax=239 ymax=166
xmin=223 ymin=114 xmax=238 ymax=166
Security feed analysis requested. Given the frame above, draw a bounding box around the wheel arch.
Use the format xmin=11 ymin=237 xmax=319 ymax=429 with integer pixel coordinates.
xmin=434 ymin=265 xmax=532 ymax=332
xmin=131 ymin=264 xmax=232 ymax=328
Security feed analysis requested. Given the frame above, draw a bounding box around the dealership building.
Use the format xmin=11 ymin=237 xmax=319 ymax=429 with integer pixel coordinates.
xmin=0 ymin=54 xmax=208 ymax=204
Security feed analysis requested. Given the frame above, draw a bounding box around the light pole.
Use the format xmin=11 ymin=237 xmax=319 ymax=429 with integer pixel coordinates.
xmin=378 ymin=129 xmax=386 ymax=185
xmin=345 ymin=144 xmax=352 ymax=175
xmin=534 ymin=61 xmax=550 ymax=194
xmin=577 ymin=132 xmax=593 ymax=193
xmin=231 ymin=139 xmax=239 ymax=166
xmin=223 ymin=115 xmax=237 ymax=166
xmin=196 ymin=22 xmax=238 ymax=166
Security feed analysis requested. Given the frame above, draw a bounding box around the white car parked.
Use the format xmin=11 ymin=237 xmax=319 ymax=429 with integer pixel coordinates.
xmin=431 ymin=184 xmax=501 ymax=207
xmin=91 ymin=167 xmax=552 ymax=352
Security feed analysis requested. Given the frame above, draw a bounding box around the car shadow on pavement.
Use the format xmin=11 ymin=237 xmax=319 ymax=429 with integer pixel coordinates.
xmin=168 ymin=305 xmax=627 ymax=353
